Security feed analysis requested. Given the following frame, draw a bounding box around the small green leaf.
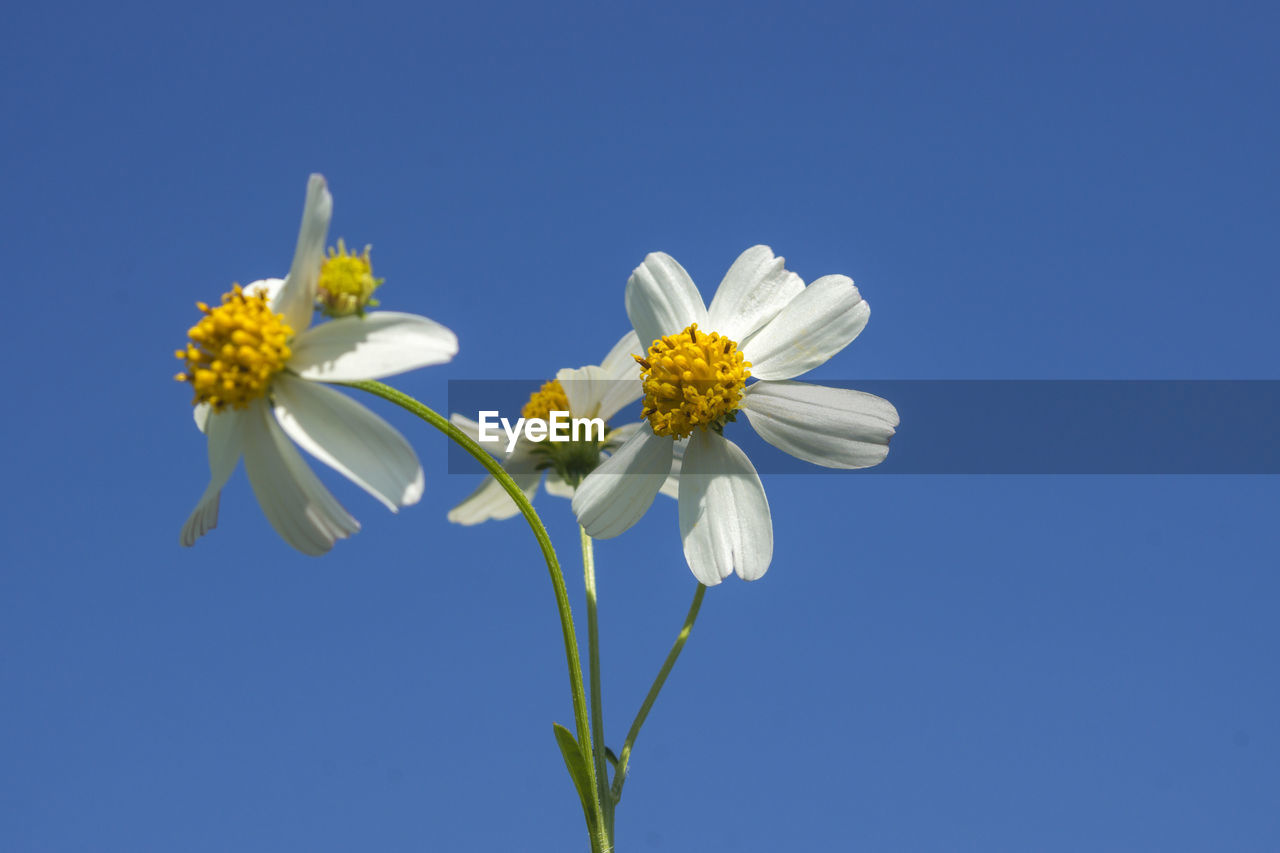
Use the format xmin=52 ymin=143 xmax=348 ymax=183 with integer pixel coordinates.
xmin=552 ymin=722 xmax=597 ymax=834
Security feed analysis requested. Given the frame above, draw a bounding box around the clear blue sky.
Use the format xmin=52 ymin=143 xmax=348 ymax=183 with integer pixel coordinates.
xmin=3 ymin=1 xmax=1278 ymax=850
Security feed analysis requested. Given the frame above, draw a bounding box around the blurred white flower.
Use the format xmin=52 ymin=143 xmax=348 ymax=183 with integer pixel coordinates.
xmin=447 ymin=332 xmax=681 ymax=525
xmin=176 ymin=174 xmax=458 ymax=555
xmin=572 ymin=246 xmax=897 ymax=585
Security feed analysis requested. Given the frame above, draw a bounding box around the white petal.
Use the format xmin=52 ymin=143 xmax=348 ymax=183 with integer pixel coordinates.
xmin=193 ymin=402 xmax=211 ymax=434
xmin=597 ymin=378 xmax=643 ymax=425
xmin=678 ymin=430 xmax=773 ymax=584
xmin=659 ymin=474 xmax=680 ymax=499
xmin=558 ymin=365 xmax=611 ymax=419
xmin=557 ymin=363 xmax=643 ymax=426
xmin=707 ymin=246 xmax=805 ymax=343
xmin=180 ymin=407 xmax=247 ymax=547
xmin=600 ymin=330 xmax=642 ymax=378
xmin=659 ymin=438 xmax=684 ymax=499
xmin=544 ymin=473 xmax=576 ymax=499
xmin=604 ymin=421 xmax=642 ymax=449
xmin=742 ymin=275 xmax=870 ymax=380
xmin=572 ymin=424 xmax=673 ymax=539
xmin=535 ymin=425 xmax=677 ymax=500
xmin=588 ymin=422 xmax=680 ymax=496
xmin=273 ymin=174 xmax=332 ymax=334
xmin=241 ymin=399 xmax=359 ymax=556
xmin=626 ymin=252 xmax=708 ymax=352
xmin=272 ymin=374 xmax=424 ymax=511
xmin=742 ymin=381 xmax=898 ymax=468
xmin=596 ymin=330 xmax=646 ymax=421
xmin=447 ymin=469 xmax=543 ymax=525
xmin=290 ymin=312 xmax=458 ymax=382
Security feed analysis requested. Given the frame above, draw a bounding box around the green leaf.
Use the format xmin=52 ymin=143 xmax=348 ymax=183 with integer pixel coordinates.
xmin=552 ymin=722 xmax=597 ymax=835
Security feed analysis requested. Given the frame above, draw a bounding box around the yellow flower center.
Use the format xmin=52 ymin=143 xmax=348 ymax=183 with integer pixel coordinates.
xmin=635 ymin=323 xmax=751 ymax=439
xmin=174 ymin=284 xmax=294 ymax=412
xmin=522 ymin=379 xmax=571 ymax=421
xmin=317 ymin=238 xmax=383 ymax=317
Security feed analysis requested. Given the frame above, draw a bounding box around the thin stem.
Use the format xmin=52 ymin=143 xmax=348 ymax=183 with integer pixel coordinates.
xmin=344 ymin=380 xmax=609 ymax=852
xmin=580 ymin=526 xmax=613 ymax=841
xmin=611 ymin=583 xmax=707 ymax=804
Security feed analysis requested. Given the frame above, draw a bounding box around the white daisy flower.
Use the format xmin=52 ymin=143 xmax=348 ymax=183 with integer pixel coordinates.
xmin=447 ymin=332 xmax=681 ymax=525
xmin=177 ymin=174 xmax=458 ymax=555
xmin=572 ymin=246 xmax=898 ymax=585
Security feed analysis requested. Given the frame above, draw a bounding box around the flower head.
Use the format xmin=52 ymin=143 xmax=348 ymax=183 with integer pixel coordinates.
xmin=572 ymin=246 xmax=898 ymax=585
xmin=175 ymin=284 xmax=294 ymax=412
xmin=317 ymin=238 xmax=383 ymax=317
xmin=178 ymin=174 xmax=459 ymax=555
xmin=635 ymin=323 xmax=749 ymax=438
xmin=447 ymin=332 xmax=681 ymax=526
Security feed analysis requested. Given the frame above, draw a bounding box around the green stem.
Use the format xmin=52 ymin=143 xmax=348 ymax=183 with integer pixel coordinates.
xmin=580 ymin=526 xmax=614 ymax=842
xmin=345 ymin=380 xmax=608 ymax=852
xmin=611 ymin=583 xmax=706 ymax=804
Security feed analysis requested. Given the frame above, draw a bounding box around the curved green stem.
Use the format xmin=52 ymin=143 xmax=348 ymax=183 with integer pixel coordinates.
xmin=580 ymin=526 xmax=614 ymax=841
xmin=345 ymin=380 xmax=608 ymax=851
xmin=611 ymin=583 xmax=706 ymax=804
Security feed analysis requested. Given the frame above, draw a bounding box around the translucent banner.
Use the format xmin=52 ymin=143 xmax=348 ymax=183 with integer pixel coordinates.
xmin=445 ymin=380 xmax=1280 ymax=475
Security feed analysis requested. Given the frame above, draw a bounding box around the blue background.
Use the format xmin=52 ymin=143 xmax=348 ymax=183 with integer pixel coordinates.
xmin=3 ymin=1 xmax=1277 ymax=850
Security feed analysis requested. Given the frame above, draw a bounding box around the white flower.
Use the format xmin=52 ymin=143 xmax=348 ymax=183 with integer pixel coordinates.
xmin=177 ymin=174 xmax=458 ymax=555
xmin=447 ymin=332 xmax=681 ymax=525
xmin=572 ymin=246 xmax=898 ymax=585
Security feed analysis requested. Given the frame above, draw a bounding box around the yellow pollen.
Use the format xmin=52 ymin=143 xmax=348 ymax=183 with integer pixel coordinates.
xmin=174 ymin=284 xmax=293 ymax=412
xmin=317 ymin=238 xmax=383 ymax=317
xmin=522 ymin=379 xmax=571 ymax=421
xmin=635 ymin=323 xmax=750 ymax=439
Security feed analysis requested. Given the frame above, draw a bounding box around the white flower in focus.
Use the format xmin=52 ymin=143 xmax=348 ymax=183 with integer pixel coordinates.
xmin=447 ymin=332 xmax=681 ymax=525
xmin=177 ymin=174 xmax=458 ymax=555
xmin=572 ymin=246 xmax=898 ymax=585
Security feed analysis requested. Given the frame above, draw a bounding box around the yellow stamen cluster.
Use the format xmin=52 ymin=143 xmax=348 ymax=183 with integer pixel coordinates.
xmin=635 ymin=323 xmax=750 ymax=439
xmin=522 ymin=379 xmax=571 ymax=421
xmin=317 ymin=238 xmax=383 ymax=317
xmin=174 ymin=284 xmax=294 ymax=412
